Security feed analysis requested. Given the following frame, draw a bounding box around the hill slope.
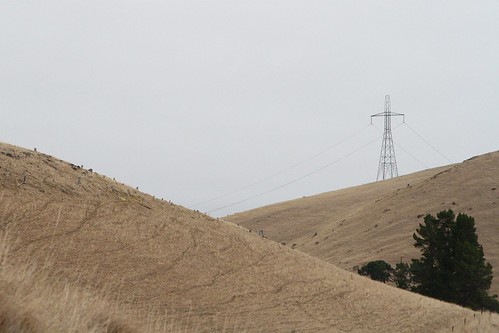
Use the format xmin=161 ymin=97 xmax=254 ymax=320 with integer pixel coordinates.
xmin=1 ymin=142 xmax=498 ymax=332
xmin=226 ymin=151 xmax=499 ymax=296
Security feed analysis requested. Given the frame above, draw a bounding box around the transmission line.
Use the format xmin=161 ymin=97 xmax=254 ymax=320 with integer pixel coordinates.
xmin=393 ymin=142 xmax=430 ymax=169
xmin=403 ymin=123 xmax=453 ymax=164
xmin=207 ymin=133 xmax=382 ymax=214
xmin=191 ymin=124 xmax=374 ymax=208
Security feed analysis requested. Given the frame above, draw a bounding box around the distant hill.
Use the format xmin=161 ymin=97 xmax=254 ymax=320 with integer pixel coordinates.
xmin=1 ymin=142 xmax=498 ymax=332
xmin=226 ymin=151 xmax=499 ymax=296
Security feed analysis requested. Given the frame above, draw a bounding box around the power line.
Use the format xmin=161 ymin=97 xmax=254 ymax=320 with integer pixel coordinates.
xmin=191 ymin=124 xmax=374 ymax=208
xmin=375 ymin=120 xmax=449 ymax=168
xmin=207 ymin=133 xmax=382 ymax=214
xmin=403 ymin=123 xmax=453 ymax=164
xmin=393 ymin=142 xmax=430 ymax=169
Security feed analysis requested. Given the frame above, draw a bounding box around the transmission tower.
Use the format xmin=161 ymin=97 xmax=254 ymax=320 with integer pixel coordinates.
xmin=371 ymin=95 xmax=405 ymax=181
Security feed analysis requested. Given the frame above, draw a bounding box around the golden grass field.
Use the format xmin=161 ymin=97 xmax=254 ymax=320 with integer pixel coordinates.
xmin=227 ymin=152 xmax=499 ymax=296
xmin=1 ymin=142 xmax=498 ymax=332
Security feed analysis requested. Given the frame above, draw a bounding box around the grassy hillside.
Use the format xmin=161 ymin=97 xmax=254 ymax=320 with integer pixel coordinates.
xmin=1 ymin=142 xmax=498 ymax=332
xmin=0 ymin=232 xmax=142 ymax=333
xmin=226 ymin=151 xmax=499 ymax=296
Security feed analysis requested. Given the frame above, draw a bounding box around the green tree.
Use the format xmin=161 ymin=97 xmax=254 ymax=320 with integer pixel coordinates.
xmin=411 ymin=210 xmax=498 ymax=311
xmin=411 ymin=210 xmax=455 ymax=300
xmin=393 ymin=261 xmax=412 ymax=290
xmin=357 ymin=260 xmax=393 ymax=283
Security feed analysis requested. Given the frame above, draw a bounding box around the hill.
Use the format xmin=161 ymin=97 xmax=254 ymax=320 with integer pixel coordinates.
xmin=226 ymin=151 xmax=499 ymax=296
xmin=1 ymin=142 xmax=498 ymax=332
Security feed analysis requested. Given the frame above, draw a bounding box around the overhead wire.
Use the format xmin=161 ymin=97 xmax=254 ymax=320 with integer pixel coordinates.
xmin=190 ymin=123 xmax=374 ymax=208
xmin=207 ymin=132 xmax=382 ymax=214
xmin=403 ymin=123 xmax=453 ymax=164
xmin=204 ymin=118 xmax=455 ymax=214
xmin=393 ymin=142 xmax=430 ymax=169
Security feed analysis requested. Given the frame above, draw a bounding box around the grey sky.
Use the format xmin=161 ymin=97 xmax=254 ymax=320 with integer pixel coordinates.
xmin=1 ymin=1 xmax=498 ymax=216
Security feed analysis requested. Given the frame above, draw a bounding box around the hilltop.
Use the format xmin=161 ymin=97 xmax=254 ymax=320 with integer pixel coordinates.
xmin=226 ymin=151 xmax=499 ymax=296
xmin=1 ymin=142 xmax=498 ymax=332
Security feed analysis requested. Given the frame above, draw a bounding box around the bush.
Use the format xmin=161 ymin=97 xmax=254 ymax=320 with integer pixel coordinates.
xmin=357 ymin=260 xmax=393 ymax=283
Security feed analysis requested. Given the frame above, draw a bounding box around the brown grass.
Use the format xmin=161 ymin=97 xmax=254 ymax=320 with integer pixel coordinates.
xmin=227 ymin=151 xmax=499 ymax=296
xmin=1 ymin=142 xmax=499 ymax=332
xmin=0 ymin=232 xmax=140 ymax=333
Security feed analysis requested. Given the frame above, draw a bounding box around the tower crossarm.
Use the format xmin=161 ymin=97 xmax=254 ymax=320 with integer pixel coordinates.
xmin=370 ymin=112 xmax=405 ymax=124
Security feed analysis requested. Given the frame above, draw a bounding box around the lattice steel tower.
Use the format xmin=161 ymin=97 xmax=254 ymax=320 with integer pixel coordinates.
xmin=371 ymin=95 xmax=405 ymax=181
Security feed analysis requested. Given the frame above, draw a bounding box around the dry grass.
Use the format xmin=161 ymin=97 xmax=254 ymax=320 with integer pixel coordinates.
xmin=1 ymin=141 xmax=499 ymax=332
xmin=440 ymin=312 xmax=499 ymax=333
xmin=1 ymin=234 xmax=498 ymax=333
xmin=227 ymin=151 xmax=499 ymax=296
xmin=0 ymin=232 xmax=140 ymax=333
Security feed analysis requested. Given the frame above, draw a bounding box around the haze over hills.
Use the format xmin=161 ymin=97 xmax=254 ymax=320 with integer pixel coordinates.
xmin=1 ymin=142 xmax=498 ymax=332
xmin=226 ymin=151 xmax=499 ymax=296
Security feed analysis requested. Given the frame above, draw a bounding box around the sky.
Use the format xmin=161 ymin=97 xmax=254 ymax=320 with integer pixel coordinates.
xmin=1 ymin=1 xmax=498 ymax=217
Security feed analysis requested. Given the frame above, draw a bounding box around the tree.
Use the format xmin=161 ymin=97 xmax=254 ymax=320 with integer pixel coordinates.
xmin=411 ymin=210 xmax=455 ymax=300
xmin=355 ymin=210 xmax=498 ymax=312
xmin=357 ymin=260 xmax=393 ymax=283
xmin=411 ymin=210 xmax=498 ymax=311
xmin=393 ymin=261 xmax=411 ymax=290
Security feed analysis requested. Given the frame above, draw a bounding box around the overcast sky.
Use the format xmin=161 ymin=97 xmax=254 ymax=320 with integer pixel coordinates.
xmin=1 ymin=1 xmax=498 ymax=216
